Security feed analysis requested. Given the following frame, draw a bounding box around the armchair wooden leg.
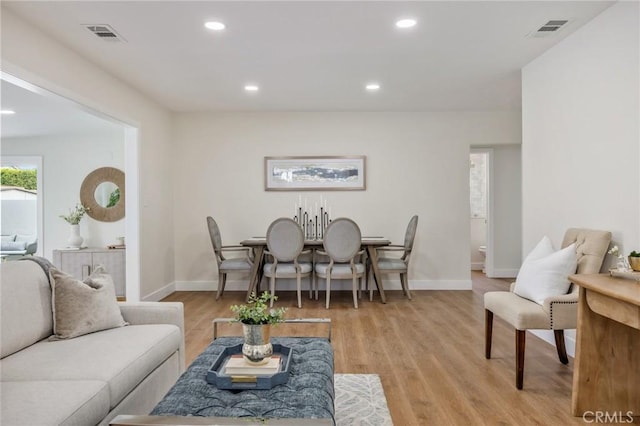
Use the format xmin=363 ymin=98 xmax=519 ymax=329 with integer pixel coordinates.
xmin=400 ymin=273 xmax=412 ymax=300
xmin=485 ymin=309 xmax=493 ymax=359
xmin=269 ymin=276 xmax=276 ymax=308
xmin=216 ymin=272 xmax=225 ymax=300
xmin=325 ymin=277 xmax=331 ymax=309
xmin=296 ymin=275 xmax=302 ymax=309
xmin=352 ymin=276 xmax=359 ymax=309
xmin=516 ymin=329 xmax=526 ymax=390
xmin=554 ymin=330 xmax=569 ymax=364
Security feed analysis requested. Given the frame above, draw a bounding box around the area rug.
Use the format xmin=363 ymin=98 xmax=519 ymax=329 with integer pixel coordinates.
xmin=335 ymin=374 xmax=393 ymax=426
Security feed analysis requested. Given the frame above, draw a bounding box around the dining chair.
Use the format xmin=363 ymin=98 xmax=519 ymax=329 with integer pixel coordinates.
xmin=263 ymin=217 xmax=312 ymax=308
xmin=206 ymin=216 xmax=254 ymax=300
xmin=370 ymin=215 xmax=418 ymax=301
xmin=484 ymin=228 xmax=611 ymax=389
xmin=315 ymin=218 xmax=366 ymax=309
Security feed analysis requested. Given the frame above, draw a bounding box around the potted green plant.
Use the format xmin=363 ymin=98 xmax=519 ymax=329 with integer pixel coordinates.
xmin=231 ymin=291 xmax=286 ymax=364
xmin=60 ymin=203 xmax=89 ymax=248
xmin=629 ymin=251 xmax=640 ymax=272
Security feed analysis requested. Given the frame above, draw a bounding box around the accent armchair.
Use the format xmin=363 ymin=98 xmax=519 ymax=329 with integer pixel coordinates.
xmin=263 ymin=217 xmax=313 ymax=308
xmin=206 ymin=216 xmax=254 ymax=300
xmin=484 ymin=228 xmax=611 ymax=389
xmin=370 ymin=215 xmax=418 ymax=301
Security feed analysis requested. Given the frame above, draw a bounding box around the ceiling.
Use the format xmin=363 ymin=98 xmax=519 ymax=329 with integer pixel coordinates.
xmin=2 ymin=1 xmax=615 ymax=115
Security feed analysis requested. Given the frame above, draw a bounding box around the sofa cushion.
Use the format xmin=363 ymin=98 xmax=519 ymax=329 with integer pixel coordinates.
xmin=50 ymin=266 xmax=127 ymax=340
xmin=0 ymin=261 xmax=53 ymax=358
xmin=0 ymin=380 xmax=110 ymax=426
xmin=1 ymin=240 xmax=27 ymax=251
xmin=1 ymin=234 xmax=16 ymax=242
xmin=0 ymin=324 xmax=181 ymax=408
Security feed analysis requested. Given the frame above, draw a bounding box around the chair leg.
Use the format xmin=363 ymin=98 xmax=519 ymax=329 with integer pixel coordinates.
xmin=296 ymin=275 xmax=302 ymax=309
xmin=485 ymin=309 xmax=493 ymax=359
xmin=352 ymin=276 xmax=359 ymax=309
xmin=400 ymin=273 xmax=412 ymax=300
xmin=325 ymin=276 xmax=331 ymax=309
xmin=516 ymin=329 xmax=526 ymax=390
xmin=269 ymin=276 xmax=276 ymax=308
xmin=216 ymin=272 xmax=225 ymax=300
xmin=554 ymin=330 xmax=569 ymax=364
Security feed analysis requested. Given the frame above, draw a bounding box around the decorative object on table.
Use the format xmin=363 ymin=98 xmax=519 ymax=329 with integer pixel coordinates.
xmin=293 ymin=194 xmax=333 ymax=239
xmin=608 ymin=245 xmax=631 ymax=271
xmin=59 ymin=203 xmax=89 ymax=248
xmin=230 ymin=291 xmax=286 ymax=364
xmin=609 ymin=268 xmax=640 ymax=281
xmin=628 ymin=250 xmax=640 ymax=272
xmin=206 ymin=343 xmax=292 ymax=390
xmin=80 ymin=167 xmax=125 ymax=222
xmin=265 ymin=155 xmax=366 ymax=191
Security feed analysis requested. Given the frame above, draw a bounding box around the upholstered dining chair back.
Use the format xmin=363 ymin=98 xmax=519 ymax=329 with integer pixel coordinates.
xmin=403 ymin=215 xmax=419 ymax=251
xmin=561 ymin=228 xmax=611 ymax=275
xmin=323 ymin=218 xmax=362 ymax=262
xmin=266 ymin=218 xmax=304 ymax=262
xmin=207 ymin=216 xmax=224 ymax=260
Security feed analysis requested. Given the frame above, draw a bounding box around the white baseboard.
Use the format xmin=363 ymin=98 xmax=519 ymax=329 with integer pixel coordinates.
xmin=172 ymin=278 xmax=473 ymax=292
xmin=471 ymin=262 xmax=484 ymax=271
xmin=487 ymin=268 xmax=518 ymax=279
xmin=530 ymin=329 xmax=576 ymax=358
xmin=143 ymin=281 xmax=176 ymax=302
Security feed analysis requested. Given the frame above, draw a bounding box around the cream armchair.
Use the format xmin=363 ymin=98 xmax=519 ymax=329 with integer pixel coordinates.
xmin=484 ymin=228 xmax=611 ymax=389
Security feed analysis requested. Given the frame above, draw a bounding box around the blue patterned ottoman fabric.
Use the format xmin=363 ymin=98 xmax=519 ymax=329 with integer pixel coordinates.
xmin=151 ymin=337 xmax=335 ymax=423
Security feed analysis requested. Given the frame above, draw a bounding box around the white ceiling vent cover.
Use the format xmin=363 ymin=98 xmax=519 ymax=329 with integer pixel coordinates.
xmin=528 ymin=19 xmax=570 ymax=38
xmin=83 ymin=24 xmax=126 ymax=42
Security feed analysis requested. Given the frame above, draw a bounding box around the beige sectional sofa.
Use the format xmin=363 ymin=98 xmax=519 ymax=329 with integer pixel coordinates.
xmin=0 ymin=260 xmax=185 ymax=426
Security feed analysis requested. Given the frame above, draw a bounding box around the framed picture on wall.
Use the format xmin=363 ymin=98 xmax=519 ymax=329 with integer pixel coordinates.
xmin=264 ymin=156 xmax=366 ymax=191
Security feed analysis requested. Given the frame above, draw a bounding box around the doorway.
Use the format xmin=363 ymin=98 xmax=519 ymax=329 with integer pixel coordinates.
xmin=470 ymin=149 xmax=492 ymax=274
xmin=0 ymin=156 xmax=43 ymax=256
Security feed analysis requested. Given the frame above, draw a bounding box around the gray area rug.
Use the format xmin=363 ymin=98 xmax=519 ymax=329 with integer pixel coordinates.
xmin=335 ymin=374 xmax=393 ymax=426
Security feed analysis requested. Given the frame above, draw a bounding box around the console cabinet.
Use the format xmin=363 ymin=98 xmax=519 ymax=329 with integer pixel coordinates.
xmin=53 ymin=248 xmax=126 ymax=297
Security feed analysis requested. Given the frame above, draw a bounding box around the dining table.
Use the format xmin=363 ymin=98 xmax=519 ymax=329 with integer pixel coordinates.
xmin=240 ymin=237 xmax=391 ymax=304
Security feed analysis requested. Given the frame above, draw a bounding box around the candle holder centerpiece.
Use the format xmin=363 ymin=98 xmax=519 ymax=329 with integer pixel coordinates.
xmin=293 ymin=196 xmax=332 ymax=240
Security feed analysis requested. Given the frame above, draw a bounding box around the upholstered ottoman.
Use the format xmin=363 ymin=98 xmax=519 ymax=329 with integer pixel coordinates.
xmin=150 ymin=337 xmax=335 ymax=423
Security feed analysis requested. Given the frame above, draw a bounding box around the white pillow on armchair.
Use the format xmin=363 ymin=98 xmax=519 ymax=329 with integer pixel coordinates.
xmin=513 ymin=236 xmax=577 ymax=305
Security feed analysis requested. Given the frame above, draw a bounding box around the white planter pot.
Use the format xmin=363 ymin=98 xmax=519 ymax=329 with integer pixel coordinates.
xmin=68 ymin=224 xmax=84 ymax=248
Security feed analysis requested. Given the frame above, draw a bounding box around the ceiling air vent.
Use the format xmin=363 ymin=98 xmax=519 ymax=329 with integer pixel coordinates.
xmin=529 ymin=19 xmax=570 ymax=38
xmin=83 ymin=24 xmax=126 ymax=42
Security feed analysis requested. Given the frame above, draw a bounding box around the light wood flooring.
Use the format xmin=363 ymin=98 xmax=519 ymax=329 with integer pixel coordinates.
xmin=161 ymin=272 xmax=600 ymax=425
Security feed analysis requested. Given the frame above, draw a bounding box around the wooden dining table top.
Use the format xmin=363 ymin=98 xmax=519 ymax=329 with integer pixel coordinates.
xmin=240 ymin=237 xmax=391 ymax=246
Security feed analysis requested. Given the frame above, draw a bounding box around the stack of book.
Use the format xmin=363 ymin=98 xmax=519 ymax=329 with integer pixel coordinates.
xmin=223 ymin=354 xmax=282 ymax=376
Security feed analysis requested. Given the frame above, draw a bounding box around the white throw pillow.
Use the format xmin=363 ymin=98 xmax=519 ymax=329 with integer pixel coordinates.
xmin=513 ymin=236 xmax=578 ymax=305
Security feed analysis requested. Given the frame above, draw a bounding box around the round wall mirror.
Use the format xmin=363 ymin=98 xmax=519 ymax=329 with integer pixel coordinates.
xmin=80 ymin=167 xmax=125 ymax=222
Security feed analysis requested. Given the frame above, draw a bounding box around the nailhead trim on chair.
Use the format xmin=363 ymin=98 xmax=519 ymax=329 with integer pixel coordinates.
xmin=549 ymin=300 xmax=577 ymax=329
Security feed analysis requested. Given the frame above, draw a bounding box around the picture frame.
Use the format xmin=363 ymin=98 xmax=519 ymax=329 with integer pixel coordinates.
xmin=264 ymin=156 xmax=366 ymax=191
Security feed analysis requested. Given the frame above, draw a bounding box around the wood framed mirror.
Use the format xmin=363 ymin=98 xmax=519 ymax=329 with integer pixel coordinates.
xmin=80 ymin=167 xmax=125 ymax=222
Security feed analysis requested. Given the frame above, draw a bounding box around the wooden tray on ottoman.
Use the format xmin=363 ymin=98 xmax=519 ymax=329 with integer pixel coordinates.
xmin=206 ymin=343 xmax=292 ymax=390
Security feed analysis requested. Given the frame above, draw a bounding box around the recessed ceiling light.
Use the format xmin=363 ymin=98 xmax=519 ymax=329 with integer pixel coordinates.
xmin=365 ymin=83 xmax=380 ymax=91
xmin=205 ymin=21 xmax=225 ymax=31
xmin=395 ymin=18 xmax=417 ymax=29
xmin=0 ymin=110 xmax=16 ymax=115
xmin=244 ymin=85 xmax=259 ymax=92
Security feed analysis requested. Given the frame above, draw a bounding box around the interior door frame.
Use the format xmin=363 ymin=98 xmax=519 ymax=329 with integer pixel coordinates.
xmin=470 ymin=148 xmax=494 ymax=276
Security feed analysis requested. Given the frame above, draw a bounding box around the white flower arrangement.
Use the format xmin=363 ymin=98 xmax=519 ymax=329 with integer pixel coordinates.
xmin=60 ymin=203 xmax=89 ymax=225
xmin=608 ymin=245 xmax=630 ymax=271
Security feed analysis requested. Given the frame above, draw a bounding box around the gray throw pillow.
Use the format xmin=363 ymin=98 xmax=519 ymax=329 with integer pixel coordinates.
xmin=49 ymin=266 xmax=127 ymax=340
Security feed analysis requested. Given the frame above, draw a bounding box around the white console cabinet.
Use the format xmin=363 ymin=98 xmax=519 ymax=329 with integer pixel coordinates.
xmin=53 ymin=248 xmax=126 ymax=297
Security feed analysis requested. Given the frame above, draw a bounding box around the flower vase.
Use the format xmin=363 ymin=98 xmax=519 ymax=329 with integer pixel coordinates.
xmin=68 ymin=224 xmax=84 ymax=248
xmin=241 ymin=323 xmax=273 ymax=365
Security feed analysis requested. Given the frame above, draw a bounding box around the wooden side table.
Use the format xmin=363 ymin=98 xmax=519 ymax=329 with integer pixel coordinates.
xmin=569 ymin=273 xmax=640 ymax=417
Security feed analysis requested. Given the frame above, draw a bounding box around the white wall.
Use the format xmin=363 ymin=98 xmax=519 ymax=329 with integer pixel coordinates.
xmin=522 ymin=1 xmax=639 ymax=354
xmin=1 ymin=7 xmax=175 ymax=300
xmin=490 ymin=145 xmax=522 ymax=277
xmin=2 ymin=134 xmax=125 ymax=260
xmin=1 ymin=200 xmax=36 ymax=236
xmin=173 ymin=111 xmax=521 ymax=291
